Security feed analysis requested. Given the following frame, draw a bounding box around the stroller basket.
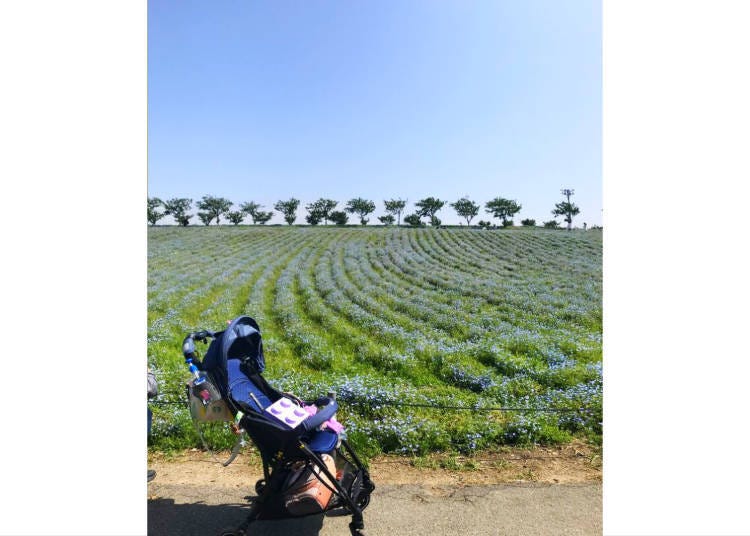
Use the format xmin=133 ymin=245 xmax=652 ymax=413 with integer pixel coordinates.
xmin=182 ymin=316 xmax=374 ymax=536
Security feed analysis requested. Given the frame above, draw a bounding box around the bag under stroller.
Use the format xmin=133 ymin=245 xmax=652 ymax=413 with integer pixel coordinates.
xmin=182 ymin=316 xmax=375 ymax=536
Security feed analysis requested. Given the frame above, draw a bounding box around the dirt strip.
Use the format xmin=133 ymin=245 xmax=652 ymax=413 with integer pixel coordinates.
xmin=148 ymin=441 xmax=601 ymax=490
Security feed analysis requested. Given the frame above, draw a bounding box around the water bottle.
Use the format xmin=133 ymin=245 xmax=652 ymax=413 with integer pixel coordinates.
xmin=187 ymin=358 xmax=212 ymax=406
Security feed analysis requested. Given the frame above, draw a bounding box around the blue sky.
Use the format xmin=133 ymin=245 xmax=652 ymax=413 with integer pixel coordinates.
xmin=148 ymin=0 xmax=601 ymax=226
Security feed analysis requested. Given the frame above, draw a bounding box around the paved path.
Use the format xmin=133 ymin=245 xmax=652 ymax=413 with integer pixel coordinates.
xmin=148 ymin=481 xmax=601 ymax=536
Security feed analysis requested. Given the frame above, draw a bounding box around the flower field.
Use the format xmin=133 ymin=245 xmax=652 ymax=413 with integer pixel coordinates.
xmin=148 ymin=226 xmax=602 ymax=456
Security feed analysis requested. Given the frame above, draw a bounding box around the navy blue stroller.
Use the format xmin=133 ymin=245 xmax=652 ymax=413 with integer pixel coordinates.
xmin=182 ymin=316 xmax=374 ymax=536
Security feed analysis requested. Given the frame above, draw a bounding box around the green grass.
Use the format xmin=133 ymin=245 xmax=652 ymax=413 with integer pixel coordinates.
xmin=148 ymin=226 xmax=602 ymax=457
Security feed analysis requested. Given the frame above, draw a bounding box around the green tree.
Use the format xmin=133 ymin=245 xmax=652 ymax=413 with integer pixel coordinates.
xmin=163 ymin=198 xmax=193 ymax=227
xmin=378 ymin=214 xmax=395 ymax=226
xmin=345 ymin=197 xmax=376 ymax=225
xmin=329 ymin=210 xmax=349 ymax=225
xmin=485 ymin=197 xmax=522 ymax=226
xmin=196 ymin=195 xmax=232 ymax=225
xmin=274 ymin=198 xmax=300 ymax=225
xmin=384 ymin=198 xmax=407 ymax=226
xmin=254 ymin=210 xmax=273 ymax=225
xmin=305 ymin=209 xmax=323 ymax=225
xmin=240 ymin=201 xmax=261 ymax=224
xmin=197 ymin=212 xmax=213 ymax=226
xmin=227 ymin=211 xmax=245 ymax=225
xmin=404 ymin=213 xmax=424 ymax=227
xmin=147 ymin=197 xmax=165 ymax=226
xmin=415 ymin=197 xmax=445 ymax=226
xmin=552 ymin=201 xmax=580 ymax=231
xmin=543 ymin=220 xmax=560 ymax=229
xmin=306 ymin=198 xmax=337 ymax=225
xmin=520 ymin=218 xmax=536 ymax=227
xmin=450 ymin=197 xmax=480 ymax=226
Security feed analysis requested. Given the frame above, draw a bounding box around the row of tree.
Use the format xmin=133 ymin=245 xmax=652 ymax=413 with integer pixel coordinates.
xmin=147 ymin=194 xmax=581 ymax=229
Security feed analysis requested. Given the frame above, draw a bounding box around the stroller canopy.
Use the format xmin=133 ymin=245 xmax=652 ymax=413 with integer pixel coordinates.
xmin=201 ymin=316 xmax=265 ymax=393
xmin=222 ymin=316 xmax=265 ymax=373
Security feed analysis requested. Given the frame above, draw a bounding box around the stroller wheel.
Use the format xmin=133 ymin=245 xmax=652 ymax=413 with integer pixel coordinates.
xmin=255 ymin=479 xmax=266 ymax=495
xmin=357 ymin=493 xmax=371 ymax=510
xmin=349 ymin=521 xmax=366 ymax=536
xmin=218 ymin=530 xmax=245 ymax=536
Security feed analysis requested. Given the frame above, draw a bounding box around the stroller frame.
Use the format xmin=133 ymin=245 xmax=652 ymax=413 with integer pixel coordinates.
xmin=183 ymin=317 xmax=375 ymax=536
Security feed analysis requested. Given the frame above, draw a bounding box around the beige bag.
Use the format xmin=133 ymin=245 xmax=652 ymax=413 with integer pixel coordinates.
xmin=186 ymin=378 xmax=233 ymax=422
xmin=283 ymin=454 xmax=337 ymax=515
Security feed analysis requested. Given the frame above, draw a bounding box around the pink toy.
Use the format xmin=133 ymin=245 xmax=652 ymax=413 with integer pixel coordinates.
xmin=300 ymin=404 xmax=345 ymax=433
xmin=265 ymin=398 xmax=310 ymax=428
xmin=323 ymin=417 xmax=344 ymax=434
xmin=265 ymin=399 xmax=346 ymax=433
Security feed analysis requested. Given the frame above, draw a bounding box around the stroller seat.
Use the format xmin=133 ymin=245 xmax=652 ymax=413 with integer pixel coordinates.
xmin=226 ymin=358 xmax=339 ymax=453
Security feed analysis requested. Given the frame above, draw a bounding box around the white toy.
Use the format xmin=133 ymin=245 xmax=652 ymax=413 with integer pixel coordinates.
xmin=265 ymin=397 xmax=310 ymax=428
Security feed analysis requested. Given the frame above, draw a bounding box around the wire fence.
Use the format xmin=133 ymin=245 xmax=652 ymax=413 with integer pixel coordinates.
xmin=151 ymin=395 xmax=596 ymax=414
xmin=149 ymin=392 xmax=601 ymax=465
xmin=169 ymin=451 xmax=591 ymax=465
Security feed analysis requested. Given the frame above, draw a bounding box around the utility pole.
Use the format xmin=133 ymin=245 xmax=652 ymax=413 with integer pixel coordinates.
xmin=561 ymin=189 xmax=575 ymax=230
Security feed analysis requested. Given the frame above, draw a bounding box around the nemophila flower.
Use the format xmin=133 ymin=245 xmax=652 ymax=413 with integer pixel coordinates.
xmin=466 ymin=432 xmax=482 ymax=451
xmin=546 ymin=353 xmax=577 ymax=372
xmin=448 ymin=365 xmax=495 ymax=393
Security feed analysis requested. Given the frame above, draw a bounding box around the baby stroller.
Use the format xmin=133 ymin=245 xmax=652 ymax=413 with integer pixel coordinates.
xmin=182 ymin=316 xmax=375 ymax=536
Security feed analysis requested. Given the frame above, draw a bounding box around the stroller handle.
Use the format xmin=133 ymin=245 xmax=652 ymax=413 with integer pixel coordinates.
xmin=182 ymin=330 xmax=215 ymax=361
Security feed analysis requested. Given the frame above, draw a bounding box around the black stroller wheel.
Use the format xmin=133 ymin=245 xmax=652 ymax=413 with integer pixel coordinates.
xmin=254 ymin=479 xmax=266 ymax=495
xmin=357 ymin=493 xmax=371 ymax=510
xmin=349 ymin=526 xmax=366 ymax=536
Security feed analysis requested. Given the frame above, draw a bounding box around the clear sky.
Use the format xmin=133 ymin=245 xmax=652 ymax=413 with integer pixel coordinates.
xmin=148 ymin=0 xmax=601 ymax=226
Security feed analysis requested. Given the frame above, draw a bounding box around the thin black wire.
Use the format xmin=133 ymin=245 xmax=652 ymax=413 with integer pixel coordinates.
xmin=371 ymin=454 xmax=586 ymax=463
xmin=151 ymin=396 xmax=595 ymax=413
xmin=351 ymin=401 xmax=588 ymax=413
xmin=180 ymin=454 xmax=587 ymax=464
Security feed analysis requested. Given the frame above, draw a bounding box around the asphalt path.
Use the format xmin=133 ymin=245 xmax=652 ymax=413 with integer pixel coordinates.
xmin=148 ymin=481 xmax=601 ymax=536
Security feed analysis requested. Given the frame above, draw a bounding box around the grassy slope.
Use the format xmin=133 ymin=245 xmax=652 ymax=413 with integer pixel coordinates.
xmin=148 ymin=226 xmax=602 ymax=456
